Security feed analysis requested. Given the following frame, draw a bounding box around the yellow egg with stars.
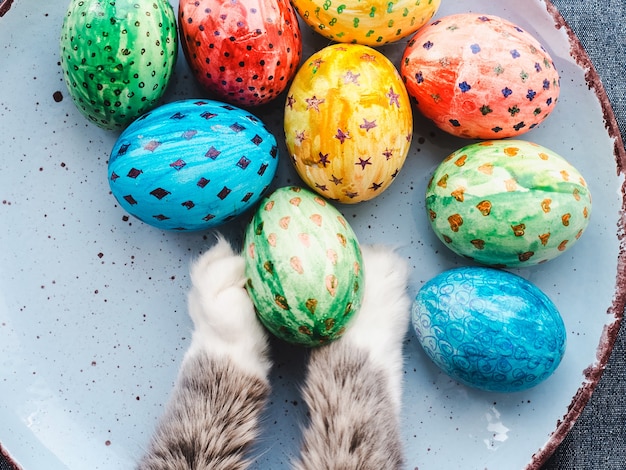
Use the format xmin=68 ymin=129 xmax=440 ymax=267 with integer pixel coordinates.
xmin=284 ymin=43 xmax=413 ymax=204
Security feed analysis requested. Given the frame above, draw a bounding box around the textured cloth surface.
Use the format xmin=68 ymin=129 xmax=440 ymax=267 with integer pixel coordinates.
xmin=0 ymin=1 xmax=624 ymax=470
xmin=0 ymin=460 xmax=13 ymax=470
xmin=541 ymin=3 xmax=626 ymax=469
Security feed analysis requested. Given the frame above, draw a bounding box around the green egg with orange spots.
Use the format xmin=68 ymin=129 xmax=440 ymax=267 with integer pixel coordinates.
xmin=60 ymin=0 xmax=178 ymax=130
xmin=244 ymin=186 xmax=364 ymax=347
xmin=426 ymin=140 xmax=592 ymax=267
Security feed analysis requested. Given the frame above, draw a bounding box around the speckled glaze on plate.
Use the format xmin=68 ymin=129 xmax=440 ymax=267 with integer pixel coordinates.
xmin=0 ymin=1 xmax=624 ymax=469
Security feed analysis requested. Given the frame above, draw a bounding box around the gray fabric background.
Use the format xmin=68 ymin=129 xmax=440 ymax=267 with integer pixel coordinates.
xmin=541 ymin=2 xmax=626 ymax=469
xmin=0 ymin=1 xmax=624 ymax=469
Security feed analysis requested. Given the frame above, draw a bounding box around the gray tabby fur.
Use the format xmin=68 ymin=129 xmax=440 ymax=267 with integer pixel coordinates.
xmin=293 ymin=244 xmax=410 ymax=470
xmin=138 ymin=238 xmax=410 ymax=470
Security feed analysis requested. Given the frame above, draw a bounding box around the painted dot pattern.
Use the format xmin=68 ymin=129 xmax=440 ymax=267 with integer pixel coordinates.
xmin=284 ymin=44 xmax=413 ymax=203
xmin=244 ymin=186 xmax=364 ymax=347
xmin=412 ymin=267 xmax=567 ymax=392
xmin=108 ymin=100 xmax=279 ymax=231
xmin=59 ymin=0 xmax=178 ymax=130
xmin=291 ymin=0 xmax=440 ymax=46
xmin=178 ymin=0 xmax=302 ymax=106
xmin=425 ymin=140 xmax=592 ymax=267
xmin=401 ymin=13 xmax=560 ymax=139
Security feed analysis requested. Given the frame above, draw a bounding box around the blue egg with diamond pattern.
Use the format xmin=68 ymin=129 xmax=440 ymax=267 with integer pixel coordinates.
xmin=108 ymin=99 xmax=278 ymax=231
xmin=412 ymin=267 xmax=566 ymax=392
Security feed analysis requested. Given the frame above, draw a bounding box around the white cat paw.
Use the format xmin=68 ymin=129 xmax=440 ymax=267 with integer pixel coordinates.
xmin=342 ymin=244 xmax=411 ymax=413
xmin=185 ymin=235 xmax=271 ymax=378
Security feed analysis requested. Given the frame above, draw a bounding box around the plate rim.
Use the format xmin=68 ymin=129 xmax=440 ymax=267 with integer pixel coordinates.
xmin=526 ymin=1 xmax=626 ymax=468
xmin=0 ymin=1 xmax=625 ymax=469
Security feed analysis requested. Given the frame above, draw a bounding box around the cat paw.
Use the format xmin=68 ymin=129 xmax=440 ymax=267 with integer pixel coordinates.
xmin=185 ymin=235 xmax=271 ymax=378
xmin=344 ymin=244 xmax=411 ymax=350
xmin=341 ymin=244 xmax=411 ymax=412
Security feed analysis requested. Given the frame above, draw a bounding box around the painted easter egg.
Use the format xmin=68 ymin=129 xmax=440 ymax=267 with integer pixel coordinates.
xmin=284 ymin=44 xmax=412 ymax=203
xmin=291 ymin=0 xmax=440 ymax=46
xmin=108 ymin=99 xmax=279 ymax=231
xmin=401 ymin=13 xmax=560 ymax=139
xmin=59 ymin=0 xmax=178 ymax=130
xmin=178 ymin=0 xmax=302 ymax=106
xmin=412 ymin=266 xmax=567 ymax=392
xmin=426 ymin=140 xmax=592 ymax=267
xmin=244 ymin=186 xmax=364 ymax=347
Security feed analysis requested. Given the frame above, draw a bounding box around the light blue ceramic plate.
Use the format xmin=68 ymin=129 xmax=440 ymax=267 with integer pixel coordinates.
xmin=1 ymin=1 xmax=624 ymax=469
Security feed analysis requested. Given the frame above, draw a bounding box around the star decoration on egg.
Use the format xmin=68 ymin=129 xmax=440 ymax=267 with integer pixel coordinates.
xmin=355 ymin=157 xmax=372 ymax=170
xmin=343 ymin=70 xmax=361 ymax=85
xmin=318 ymin=152 xmax=330 ymax=167
xmin=386 ymin=87 xmax=401 ymax=107
xmin=335 ymin=129 xmax=350 ymax=143
xmin=295 ymin=130 xmax=307 ymax=144
xmin=286 ymin=95 xmax=296 ymax=109
xmin=306 ymin=96 xmax=325 ymax=111
xmin=330 ymin=174 xmax=343 ymax=185
xmin=360 ymin=118 xmax=377 ymax=132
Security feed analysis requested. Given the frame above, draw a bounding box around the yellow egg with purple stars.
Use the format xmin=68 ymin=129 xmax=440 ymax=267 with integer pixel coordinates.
xmin=284 ymin=44 xmax=413 ymax=204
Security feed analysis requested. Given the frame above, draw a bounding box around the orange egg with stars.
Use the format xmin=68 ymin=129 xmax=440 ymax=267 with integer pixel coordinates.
xmin=284 ymin=44 xmax=412 ymax=203
xmin=401 ymin=13 xmax=561 ymax=139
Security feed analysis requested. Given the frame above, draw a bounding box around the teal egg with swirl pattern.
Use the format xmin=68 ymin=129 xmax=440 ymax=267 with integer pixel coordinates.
xmin=412 ymin=266 xmax=566 ymax=392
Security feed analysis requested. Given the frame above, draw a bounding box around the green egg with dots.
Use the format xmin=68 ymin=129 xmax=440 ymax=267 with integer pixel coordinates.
xmin=244 ymin=186 xmax=365 ymax=347
xmin=426 ymin=140 xmax=592 ymax=267
xmin=59 ymin=0 xmax=178 ymax=130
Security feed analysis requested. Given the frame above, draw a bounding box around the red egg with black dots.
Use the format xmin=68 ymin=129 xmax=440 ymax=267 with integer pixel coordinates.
xmin=179 ymin=0 xmax=302 ymax=106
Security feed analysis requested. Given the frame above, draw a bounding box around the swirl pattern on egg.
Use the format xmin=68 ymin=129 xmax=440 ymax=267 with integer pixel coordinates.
xmin=412 ymin=266 xmax=567 ymax=392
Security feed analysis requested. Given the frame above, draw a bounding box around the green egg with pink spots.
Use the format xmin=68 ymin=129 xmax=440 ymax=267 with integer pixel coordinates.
xmin=59 ymin=0 xmax=178 ymax=130
xmin=244 ymin=186 xmax=364 ymax=347
xmin=426 ymin=140 xmax=592 ymax=267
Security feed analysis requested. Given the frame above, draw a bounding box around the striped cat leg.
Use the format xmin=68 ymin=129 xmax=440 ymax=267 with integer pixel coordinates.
xmin=293 ymin=244 xmax=411 ymax=470
xmin=138 ymin=236 xmax=272 ymax=470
